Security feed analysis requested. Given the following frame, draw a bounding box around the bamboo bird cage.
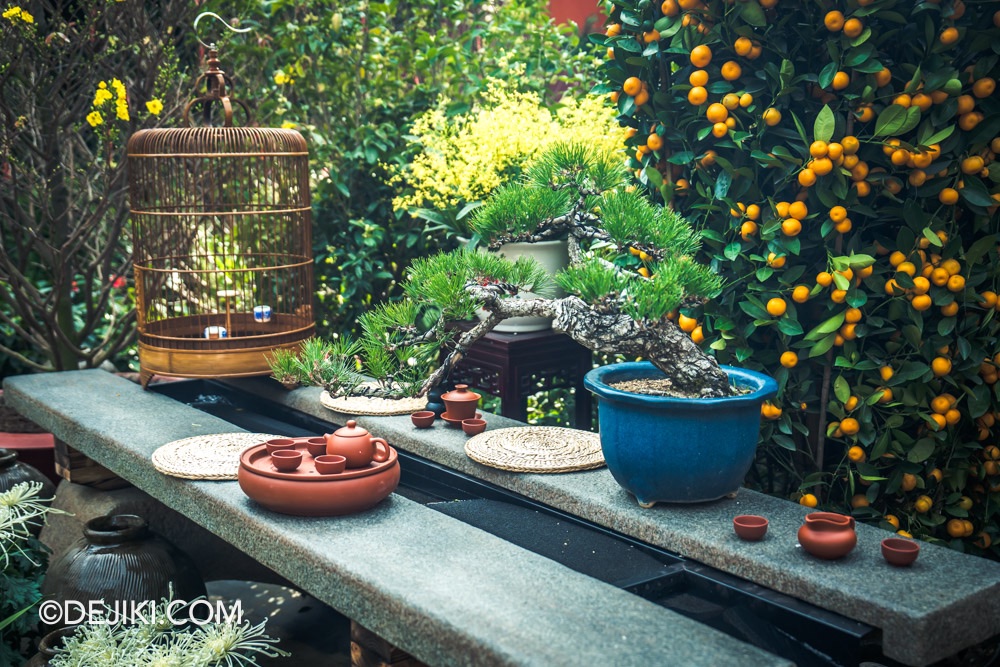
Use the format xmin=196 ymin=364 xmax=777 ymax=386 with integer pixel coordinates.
xmin=128 ymin=48 xmax=314 ymax=388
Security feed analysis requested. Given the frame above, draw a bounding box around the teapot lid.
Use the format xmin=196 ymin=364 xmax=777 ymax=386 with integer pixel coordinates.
xmin=441 ymin=384 xmax=481 ymax=403
xmin=333 ymin=419 xmax=368 ymax=437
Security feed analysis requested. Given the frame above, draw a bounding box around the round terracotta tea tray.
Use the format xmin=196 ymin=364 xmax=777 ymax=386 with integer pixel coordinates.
xmin=239 ymin=440 xmax=397 ymax=481
xmin=237 ymin=438 xmax=400 ymax=516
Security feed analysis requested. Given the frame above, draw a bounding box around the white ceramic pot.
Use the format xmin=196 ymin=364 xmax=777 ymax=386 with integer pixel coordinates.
xmin=463 ymin=239 xmax=568 ymax=333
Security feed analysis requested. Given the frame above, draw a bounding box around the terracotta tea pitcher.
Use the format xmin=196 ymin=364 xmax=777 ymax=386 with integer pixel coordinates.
xmin=325 ymin=420 xmax=390 ymax=469
xmin=798 ymin=512 xmax=857 ymax=560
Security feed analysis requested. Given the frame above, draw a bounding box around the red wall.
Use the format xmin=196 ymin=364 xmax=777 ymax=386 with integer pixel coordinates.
xmin=548 ymin=0 xmax=603 ymax=31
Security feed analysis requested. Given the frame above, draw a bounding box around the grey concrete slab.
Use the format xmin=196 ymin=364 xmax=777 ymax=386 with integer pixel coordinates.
xmin=4 ymin=370 xmax=788 ymax=667
xmin=229 ymin=377 xmax=1000 ymax=667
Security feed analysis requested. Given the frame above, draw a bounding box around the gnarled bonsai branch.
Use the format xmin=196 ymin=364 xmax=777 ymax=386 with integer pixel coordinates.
xmin=273 ymin=143 xmax=734 ymax=400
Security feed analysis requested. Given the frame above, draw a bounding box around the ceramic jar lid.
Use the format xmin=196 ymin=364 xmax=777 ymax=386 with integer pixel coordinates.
xmin=333 ymin=419 xmax=369 ymax=438
xmin=0 ymin=448 xmax=18 ymax=468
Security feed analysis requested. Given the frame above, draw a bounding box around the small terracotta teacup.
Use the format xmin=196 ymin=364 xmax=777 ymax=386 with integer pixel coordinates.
xmin=305 ymin=438 xmax=327 ymax=458
xmin=265 ymin=438 xmax=297 ymax=455
xmin=881 ymin=537 xmax=920 ymax=567
xmin=314 ymin=454 xmax=347 ymax=475
xmin=733 ymin=515 xmax=769 ymax=541
xmin=462 ymin=418 xmax=487 ymax=436
xmin=411 ymin=411 xmax=436 ymax=428
xmin=270 ymin=449 xmax=303 ymax=472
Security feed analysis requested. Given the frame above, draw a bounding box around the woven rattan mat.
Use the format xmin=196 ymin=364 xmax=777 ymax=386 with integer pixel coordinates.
xmin=320 ymin=386 xmax=427 ymax=416
xmin=465 ymin=426 xmax=605 ymax=473
xmin=152 ymin=433 xmax=283 ymax=480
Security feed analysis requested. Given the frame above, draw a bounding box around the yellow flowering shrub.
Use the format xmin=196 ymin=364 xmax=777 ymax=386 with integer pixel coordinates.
xmin=86 ymin=78 xmax=162 ymax=128
xmin=389 ymin=69 xmax=622 ymax=232
xmin=2 ymin=5 xmax=33 ymax=23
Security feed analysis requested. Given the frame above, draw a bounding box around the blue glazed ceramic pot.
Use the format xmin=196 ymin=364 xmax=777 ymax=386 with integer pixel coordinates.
xmin=584 ymin=362 xmax=777 ymax=506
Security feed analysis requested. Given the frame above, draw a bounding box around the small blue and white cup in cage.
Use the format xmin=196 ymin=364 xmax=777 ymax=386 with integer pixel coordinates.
xmin=253 ymin=305 xmax=272 ymax=323
xmin=204 ymin=326 xmax=228 ymax=339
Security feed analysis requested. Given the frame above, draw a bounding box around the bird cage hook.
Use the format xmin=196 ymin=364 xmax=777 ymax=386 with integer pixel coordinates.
xmin=185 ymin=13 xmax=254 ymax=128
xmin=193 ymin=12 xmax=252 ymax=50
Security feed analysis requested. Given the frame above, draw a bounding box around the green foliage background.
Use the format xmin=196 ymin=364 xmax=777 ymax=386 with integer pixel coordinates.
xmin=222 ymin=0 xmax=600 ymax=336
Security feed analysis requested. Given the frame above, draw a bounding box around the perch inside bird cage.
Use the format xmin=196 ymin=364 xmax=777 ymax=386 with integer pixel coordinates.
xmin=127 ymin=47 xmax=314 ymax=388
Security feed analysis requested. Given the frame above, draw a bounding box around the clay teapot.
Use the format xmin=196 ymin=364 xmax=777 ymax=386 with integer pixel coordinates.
xmin=798 ymin=512 xmax=857 ymax=560
xmin=325 ymin=420 xmax=390 ymax=469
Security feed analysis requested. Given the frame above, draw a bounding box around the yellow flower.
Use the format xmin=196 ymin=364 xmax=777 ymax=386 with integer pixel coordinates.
xmin=115 ymin=101 xmax=129 ymax=121
xmin=93 ymin=88 xmax=113 ymax=107
xmin=18 ymin=9 xmax=30 ymax=22
xmin=86 ymin=111 xmax=103 ymax=127
xmin=2 ymin=6 xmax=21 ymax=20
xmin=145 ymin=99 xmax=163 ymax=116
xmin=280 ymin=121 xmax=298 ymax=129
xmin=111 ymin=78 xmax=126 ymax=98
xmin=273 ymin=71 xmax=290 ymax=85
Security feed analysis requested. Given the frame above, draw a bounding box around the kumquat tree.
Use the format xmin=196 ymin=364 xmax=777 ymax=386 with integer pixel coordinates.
xmin=594 ymin=0 xmax=1000 ymax=554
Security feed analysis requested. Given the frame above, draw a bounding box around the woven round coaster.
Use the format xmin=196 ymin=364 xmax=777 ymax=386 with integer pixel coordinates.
xmin=320 ymin=385 xmax=427 ymax=416
xmin=152 ymin=433 xmax=283 ymax=480
xmin=464 ymin=426 xmax=605 ymax=474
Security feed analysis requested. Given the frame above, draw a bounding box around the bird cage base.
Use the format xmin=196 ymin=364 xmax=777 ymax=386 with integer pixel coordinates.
xmin=138 ymin=331 xmax=312 ymax=389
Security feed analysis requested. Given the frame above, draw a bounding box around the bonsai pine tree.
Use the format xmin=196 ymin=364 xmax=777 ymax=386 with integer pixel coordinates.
xmin=273 ymin=143 xmax=733 ymax=398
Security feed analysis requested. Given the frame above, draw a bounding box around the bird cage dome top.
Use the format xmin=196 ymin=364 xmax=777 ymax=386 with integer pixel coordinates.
xmin=127 ymin=38 xmax=315 ymax=387
xmin=128 ymin=124 xmax=308 ymax=156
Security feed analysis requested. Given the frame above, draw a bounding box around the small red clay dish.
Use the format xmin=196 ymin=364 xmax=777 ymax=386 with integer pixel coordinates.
xmin=265 ymin=438 xmax=297 ymax=455
xmin=462 ymin=418 xmax=487 ymax=436
xmin=410 ymin=411 xmax=436 ymax=428
xmin=314 ymin=454 xmax=348 ymax=475
xmin=733 ymin=515 xmax=769 ymax=541
xmin=442 ymin=411 xmax=482 ymax=428
xmin=305 ymin=438 xmax=327 ymax=457
xmin=270 ymin=449 xmax=303 ymax=472
xmin=881 ymin=537 xmax=920 ymax=567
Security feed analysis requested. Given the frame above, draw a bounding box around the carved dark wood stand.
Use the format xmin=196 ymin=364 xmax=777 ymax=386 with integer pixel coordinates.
xmin=449 ymin=324 xmax=593 ymax=428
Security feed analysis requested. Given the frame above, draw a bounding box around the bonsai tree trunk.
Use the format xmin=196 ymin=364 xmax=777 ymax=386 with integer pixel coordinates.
xmin=425 ymin=288 xmax=732 ymax=398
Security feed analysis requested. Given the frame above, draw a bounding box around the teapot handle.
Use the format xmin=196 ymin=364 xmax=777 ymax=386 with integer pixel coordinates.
xmin=372 ymin=438 xmax=390 ymax=463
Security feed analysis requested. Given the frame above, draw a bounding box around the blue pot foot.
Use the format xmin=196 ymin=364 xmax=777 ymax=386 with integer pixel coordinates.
xmin=725 ymin=490 xmax=739 ymax=499
xmin=636 ymin=499 xmax=657 ymax=509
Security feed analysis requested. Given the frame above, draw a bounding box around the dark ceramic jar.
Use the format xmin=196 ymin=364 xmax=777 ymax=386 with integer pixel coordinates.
xmin=797 ymin=512 xmax=857 ymax=560
xmin=25 ymin=626 xmax=79 ymax=667
xmin=0 ymin=448 xmax=57 ymax=535
xmin=424 ymin=386 xmax=446 ymax=417
xmin=0 ymin=447 xmax=57 ymax=499
xmin=40 ymin=515 xmax=206 ymax=631
xmin=440 ymin=384 xmax=481 ymax=421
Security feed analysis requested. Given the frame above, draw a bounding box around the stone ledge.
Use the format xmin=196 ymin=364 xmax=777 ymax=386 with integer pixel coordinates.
xmin=4 ymin=370 xmax=788 ymax=667
xmin=229 ymin=377 xmax=1000 ymax=667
